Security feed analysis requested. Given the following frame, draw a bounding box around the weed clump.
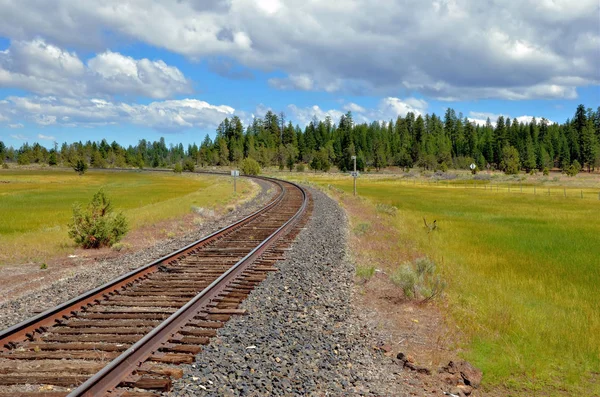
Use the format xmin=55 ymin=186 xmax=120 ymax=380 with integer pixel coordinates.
xmin=390 ymin=257 xmax=446 ymax=301
xmin=68 ymin=189 xmax=128 ymax=249
xmin=356 ymin=265 xmax=376 ymax=281
xmin=375 ymin=203 xmax=397 ymax=216
xmin=353 ymin=222 xmax=371 ymax=236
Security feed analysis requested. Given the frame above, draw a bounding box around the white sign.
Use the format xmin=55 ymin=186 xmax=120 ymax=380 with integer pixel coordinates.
xmin=231 ymin=170 xmax=239 ymax=177
xmin=469 ymin=163 xmax=476 ymax=170
xmin=350 ymin=171 xmax=360 ymax=177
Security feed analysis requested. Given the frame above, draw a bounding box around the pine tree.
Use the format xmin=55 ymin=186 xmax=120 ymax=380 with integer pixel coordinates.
xmin=581 ymin=120 xmax=599 ymax=172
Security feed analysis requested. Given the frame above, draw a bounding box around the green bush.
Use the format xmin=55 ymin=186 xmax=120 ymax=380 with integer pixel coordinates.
xmin=68 ymin=189 xmax=129 ymax=249
xmin=390 ymin=264 xmax=418 ymax=298
xmin=543 ymin=167 xmax=549 ymax=176
xmin=565 ymin=160 xmax=581 ymax=177
xmin=183 ymin=159 xmax=195 ymax=172
xmin=2 ymin=163 xmax=8 ymax=169
xmin=240 ymin=157 xmax=261 ymax=176
xmin=296 ymin=163 xmax=305 ymax=172
xmin=173 ymin=163 xmax=183 ymax=173
xmin=390 ymin=257 xmax=446 ymax=301
xmin=73 ymin=158 xmax=88 ymax=175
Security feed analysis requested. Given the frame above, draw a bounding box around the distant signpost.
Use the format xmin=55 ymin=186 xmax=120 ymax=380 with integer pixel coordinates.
xmin=231 ymin=170 xmax=239 ymax=193
xmin=351 ymin=156 xmax=358 ymax=196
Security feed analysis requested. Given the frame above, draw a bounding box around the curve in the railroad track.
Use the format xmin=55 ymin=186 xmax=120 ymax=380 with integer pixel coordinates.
xmin=0 ymin=175 xmax=310 ymax=397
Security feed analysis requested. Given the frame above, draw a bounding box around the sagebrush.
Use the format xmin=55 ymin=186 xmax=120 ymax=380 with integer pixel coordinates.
xmin=68 ymin=189 xmax=129 ymax=248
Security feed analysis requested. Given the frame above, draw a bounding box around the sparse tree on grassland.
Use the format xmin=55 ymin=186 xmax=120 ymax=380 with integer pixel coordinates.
xmin=501 ymin=145 xmax=520 ymax=175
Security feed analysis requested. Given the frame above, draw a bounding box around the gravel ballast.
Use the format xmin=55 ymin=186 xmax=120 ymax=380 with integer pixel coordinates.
xmin=168 ymin=187 xmax=406 ymax=396
xmin=0 ymin=178 xmax=275 ymax=330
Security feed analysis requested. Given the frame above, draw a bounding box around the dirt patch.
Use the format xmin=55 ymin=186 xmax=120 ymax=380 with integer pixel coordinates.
xmin=354 ymin=272 xmax=485 ymax=396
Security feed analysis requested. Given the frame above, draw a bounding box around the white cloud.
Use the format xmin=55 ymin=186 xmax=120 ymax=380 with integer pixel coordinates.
xmin=0 ymin=39 xmax=192 ymax=99
xmin=8 ymin=123 xmax=23 ymax=128
xmin=1 ymin=0 xmax=595 ymax=100
xmin=467 ymin=111 xmax=555 ymax=126
xmin=287 ymin=97 xmax=428 ymax=126
xmin=342 ymin=102 xmax=365 ymax=113
xmin=287 ymin=104 xmax=344 ymax=126
xmin=0 ymin=96 xmax=235 ymax=132
xmin=268 ymin=74 xmax=314 ymax=91
xmin=37 ymin=133 xmax=55 ymax=140
xmin=10 ymin=134 xmax=27 ymax=140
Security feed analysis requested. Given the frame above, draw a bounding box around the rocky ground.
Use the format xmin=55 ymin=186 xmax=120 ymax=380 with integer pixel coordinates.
xmin=168 ymin=187 xmax=482 ymax=397
xmin=0 ymin=179 xmax=276 ymax=330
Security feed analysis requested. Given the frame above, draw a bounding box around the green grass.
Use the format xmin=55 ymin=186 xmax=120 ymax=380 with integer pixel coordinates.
xmin=279 ymin=172 xmax=600 ymax=396
xmin=0 ymin=169 xmax=253 ymax=264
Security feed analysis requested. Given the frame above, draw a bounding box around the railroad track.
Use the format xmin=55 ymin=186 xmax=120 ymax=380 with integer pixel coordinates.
xmin=0 ymin=176 xmax=310 ymax=397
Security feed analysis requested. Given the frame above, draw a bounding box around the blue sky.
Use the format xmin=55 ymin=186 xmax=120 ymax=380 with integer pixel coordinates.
xmin=0 ymin=0 xmax=598 ymax=148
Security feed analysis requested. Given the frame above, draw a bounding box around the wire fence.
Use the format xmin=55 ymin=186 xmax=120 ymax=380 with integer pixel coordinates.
xmin=399 ymin=178 xmax=600 ymax=201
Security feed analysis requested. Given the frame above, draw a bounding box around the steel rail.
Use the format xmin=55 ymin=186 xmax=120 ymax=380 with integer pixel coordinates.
xmin=0 ymin=176 xmax=285 ymax=349
xmin=69 ymin=179 xmax=308 ymax=396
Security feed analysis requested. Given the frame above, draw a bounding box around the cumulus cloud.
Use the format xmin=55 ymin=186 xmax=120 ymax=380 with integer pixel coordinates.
xmin=10 ymin=134 xmax=27 ymax=140
xmin=0 ymin=39 xmax=192 ymax=99
xmin=37 ymin=133 xmax=55 ymax=140
xmin=286 ymin=104 xmax=344 ymax=126
xmin=467 ymin=111 xmax=555 ymax=126
xmin=0 ymin=0 xmax=596 ymax=100
xmin=0 ymin=96 xmax=235 ymax=132
xmin=287 ymin=97 xmax=428 ymax=126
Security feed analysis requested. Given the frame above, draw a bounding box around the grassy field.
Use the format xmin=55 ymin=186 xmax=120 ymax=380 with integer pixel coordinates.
xmin=278 ymin=171 xmax=600 ymax=396
xmin=0 ymin=169 xmax=254 ymax=264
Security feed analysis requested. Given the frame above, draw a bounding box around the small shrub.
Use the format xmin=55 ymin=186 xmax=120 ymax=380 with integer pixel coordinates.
xmin=390 ymin=264 xmax=417 ymax=298
xmin=565 ymin=160 xmax=581 ymax=177
xmin=356 ymin=265 xmax=376 ymax=281
xmin=240 ymin=158 xmax=261 ymax=176
xmin=73 ymin=159 xmax=88 ymax=175
xmin=376 ymin=203 xmax=397 ymax=216
xmin=438 ymin=162 xmax=449 ymax=172
xmin=68 ymin=189 xmax=128 ymax=249
xmin=2 ymin=163 xmax=8 ymax=169
xmin=111 ymin=242 xmax=131 ymax=252
xmin=183 ymin=159 xmax=195 ymax=172
xmin=543 ymin=167 xmax=549 ymax=176
xmin=296 ymin=163 xmax=305 ymax=172
xmin=40 ymin=263 xmax=48 ymax=270
xmin=353 ymin=222 xmax=371 ymax=236
xmin=173 ymin=163 xmax=183 ymax=173
xmin=390 ymin=257 xmax=446 ymax=301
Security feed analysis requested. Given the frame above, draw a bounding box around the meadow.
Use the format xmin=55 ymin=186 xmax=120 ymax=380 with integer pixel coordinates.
xmin=279 ymin=171 xmax=600 ymax=396
xmin=0 ymin=169 xmax=253 ymax=265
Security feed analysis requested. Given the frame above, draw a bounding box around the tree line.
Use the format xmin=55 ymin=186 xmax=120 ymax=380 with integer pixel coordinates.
xmin=1 ymin=104 xmax=599 ymax=174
